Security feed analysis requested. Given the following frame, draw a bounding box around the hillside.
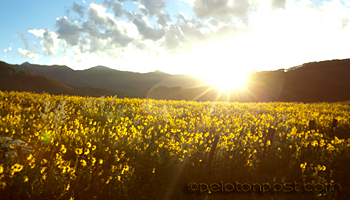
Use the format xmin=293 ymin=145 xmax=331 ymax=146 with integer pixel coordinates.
xmin=6 ymin=58 xmax=350 ymax=102
xmin=13 ymin=62 xmax=209 ymax=97
xmin=0 ymin=61 xmax=127 ymax=97
xmin=147 ymin=59 xmax=350 ymax=102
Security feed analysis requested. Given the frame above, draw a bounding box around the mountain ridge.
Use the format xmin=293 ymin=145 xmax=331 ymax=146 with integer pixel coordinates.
xmin=4 ymin=58 xmax=350 ymax=102
xmin=13 ymin=62 xmax=209 ymax=97
xmin=0 ymin=61 xmax=128 ymax=97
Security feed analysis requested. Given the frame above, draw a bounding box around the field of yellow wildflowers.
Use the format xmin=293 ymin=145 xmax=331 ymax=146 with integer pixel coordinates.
xmin=0 ymin=90 xmax=349 ymax=200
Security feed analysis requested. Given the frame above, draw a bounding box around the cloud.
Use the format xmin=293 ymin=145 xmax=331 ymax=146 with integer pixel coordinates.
xmin=192 ymin=0 xmax=254 ymax=24
xmin=13 ymin=0 xmax=350 ymax=78
xmin=3 ymin=47 xmax=12 ymax=52
xmin=28 ymin=29 xmax=46 ymax=38
xmin=140 ymin=0 xmax=166 ymax=17
xmin=132 ymin=14 xmax=165 ymax=40
xmin=103 ymin=0 xmax=124 ymax=17
xmin=88 ymin=3 xmax=109 ymax=27
xmin=42 ymin=28 xmax=60 ymax=56
xmin=29 ymin=28 xmax=60 ymax=56
xmin=55 ymin=17 xmax=82 ymax=46
xmin=18 ymin=48 xmax=40 ymax=63
xmin=163 ymin=25 xmax=183 ymax=50
xmin=20 ymin=32 xmax=30 ymax=49
xmin=271 ymin=0 xmax=286 ymax=9
xmin=82 ymin=4 xmax=136 ymax=51
xmin=72 ymin=1 xmax=86 ymax=18
xmin=157 ymin=11 xmax=171 ymax=27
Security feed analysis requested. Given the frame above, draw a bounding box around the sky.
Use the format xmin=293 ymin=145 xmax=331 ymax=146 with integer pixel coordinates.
xmin=1 ymin=0 xmax=350 ymax=85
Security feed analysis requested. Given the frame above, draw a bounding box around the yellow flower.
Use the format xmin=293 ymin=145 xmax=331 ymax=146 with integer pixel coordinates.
xmin=92 ymin=145 xmax=97 ymax=151
xmin=24 ymin=176 xmax=29 ymax=182
xmin=266 ymin=140 xmax=271 ymax=146
xmin=41 ymin=159 xmax=47 ymax=165
xmin=11 ymin=163 xmax=23 ymax=173
xmin=87 ymin=142 xmax=91 ymax=148
xmin=27 ymin=154 xmax=33 ymax=161
xmin=84 ymin=149 xmax=90 ymax=155
xmin=0 ymin=182 xmax=6 ymax=189
xmin=0 ymin=166 xmax=3 ymax=174
xmin=311 ymin=140 xmax=318 ymax=147
xmin=80 ymin=159 xmax=87 ymax=167
xmin=99 ymin=159 xmax=103 ymax=164
xmin=75 ymin=148 xmax=83 ymax=155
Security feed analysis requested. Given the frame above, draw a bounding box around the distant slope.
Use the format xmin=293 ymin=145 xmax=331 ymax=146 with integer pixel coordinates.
xmin=147 ymin=59 xmax=350 ymax=102
xmin=13 ymin=62 xmax=209 ymax=98
xmin=8 ymin=58 xmax=350 ymax=102
xmin=0 ymin=61 xmax=127 ymax=97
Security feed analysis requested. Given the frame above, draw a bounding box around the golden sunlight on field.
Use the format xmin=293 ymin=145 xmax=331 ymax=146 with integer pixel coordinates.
xmin=0 ymin=90 xmax=349 ymax=199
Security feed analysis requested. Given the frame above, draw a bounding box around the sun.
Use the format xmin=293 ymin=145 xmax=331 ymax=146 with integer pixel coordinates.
xmin=205 ymin=72 xmax=249 ymax=91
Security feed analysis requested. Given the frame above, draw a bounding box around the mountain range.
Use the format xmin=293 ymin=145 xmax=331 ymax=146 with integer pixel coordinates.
xmin=0 ymin=61 xmax=126 ymax=97
xmin=14 ymin=62 xmax=209 ymax=98
xmin=1 ymin=59 xmax=350 ymax=102
xmin=146 ymin=59 xmax=350 ymax=102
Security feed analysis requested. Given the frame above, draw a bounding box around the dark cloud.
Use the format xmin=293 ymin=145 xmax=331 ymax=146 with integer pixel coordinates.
xmin=82 ymin=5 xmax=134 ymax=52
xmin=140 ymin=0 xmax=166 ymax=17
xmin=271 ymin=0 xmax=286 ymax=9
xmin=82 ymin=20 xmax=133 ymax=51
xmin=55 ymin=17 xmax=82 ymax=46
xmin=139 ymin=4 xmax=149 ymax=16
xmin=132 ymin=14 xmax=165 ymax=40
xmin=103 ymin=0 xmax=124 ymax=17
xmin=82 ymin=20 xmax=103 ymax=38
xmin=42 ymin=28 xmax=59 ymax=56
xmin=72 ymin=1 xmax=86 ymax=18
xmin=104 ymin=28 xmax=133 ymax=48
xmin=157 ymin=12 xmax=171 ymax=27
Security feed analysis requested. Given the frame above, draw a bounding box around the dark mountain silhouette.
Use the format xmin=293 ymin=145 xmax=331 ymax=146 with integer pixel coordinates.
xmin=146 ymin=59 xmax=350 ymax=102
xmin=0 ymin=61 xmax=127 ymax=97
xmin=5 ymin=58 xmax=350 ymax=102
xmin=13 ymin=62 xmax=209 ymax=98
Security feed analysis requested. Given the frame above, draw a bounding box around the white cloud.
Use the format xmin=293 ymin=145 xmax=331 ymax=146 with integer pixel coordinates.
xmin=3 ymin=47 xmax=12 ymax=52
xmin=14 ymin=0 xmax=350 ymax=79
xmin=29 ymin=28 xmax=60 ymax=56
xmin=18 ymin=48 xmax=40 ymax=63
xmin=28 ymin=29 xmax=46 ymax=38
